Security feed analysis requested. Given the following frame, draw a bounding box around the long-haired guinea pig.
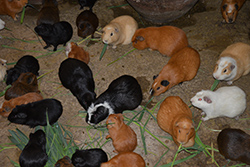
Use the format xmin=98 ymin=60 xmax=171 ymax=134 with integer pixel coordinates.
xmin=0 ymin=0 xmax=28 ymax=20
xmin=71 ymin=149 xmax=108 ymax=167
xmin=86 ymin=75 xmax=142 ymax=125
xmin=55 ymin=156 xmax=74 ymax=167
xmin=6 ymin=55 xmax=40 ymax=85
xmin=157 ymin=96 xmax=195 ymax=147
xmin=66 ymin=42 xmax=90 ymax=64
xmin=132 ymin=26 xmax=188 ymax=57
xmin=150 ymin=47 xmax=200 ymax=96
xmin=8 ymin=98 xmax=63 ymax=128
xmin=217 ymin=128 xmax=250 ymax=165
xmin=101 ymin=152 xmax=146 ymax=167
xmin=191 ymin=86 xmax=246 ymax=121
xmin=213 ymin=42 xmax=250 ymax=85
xmin=0 ymin=92 xmax=43 ymax=118
xmin=19 ymin=130 xmax=48 ymax=167
xmin=37 ymin=0 xmax=59 ymax=26
xmin=59 ymin=58 xmax=96 ymax=110
xmin=106 ymin=114 xmax=137 ymax=153
xmin=102 ymin=15 xmax=138 ymax=49
xmin=76 ymin=10 xmax=99 ymax=39
xmin=78 ymin=0 xmax=97 ymax=11
xmin=34 ymin=21 xmax=73 ymax=51
xmin=0 ymin=58 xmax=7 ymax=81
xmin=221 ymin=0 xmax=246 ymax=23
xmin=0 ymin=18 xmax=5 ymax=30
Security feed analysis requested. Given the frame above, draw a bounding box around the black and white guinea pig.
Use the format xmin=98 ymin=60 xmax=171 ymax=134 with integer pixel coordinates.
xmin=86 ymin=75 xmax=142 ymax=125
xmin=78 ymin=0 xmax=97 ymax=11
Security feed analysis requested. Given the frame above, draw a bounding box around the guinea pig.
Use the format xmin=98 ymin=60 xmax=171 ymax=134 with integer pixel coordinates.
xmin=100 ymin=152 xmax=145 ymax=167
xmin=55 ymin=156 xmax=74 ymax=167
xmin=66 ymin=42 xmax=90 ymax=64
xmin=221 ymin=0 xmax=246 ymax=23
xmin=102 ymin=15 xmax=138 ymax=49
xmin=0 ymin=92 xmax=43 ymax=118
xmin=37 ymin=0 xmax=59 ymax=26
xmin=8 ymin=98 xmax=63 ymax=128
xmin=217 ymin=128 xmax=250 ymax=165
xmin=150 ymin=47 xmax=200 ymax=96
xmin=58 ymin=58 xmax=96 ymax=110
xmin=191 ymin=86 xmax=246 ymax=121
xmin=86 ymin=75 xmax=142 ymax=125
xmin=34 ymin=21 xmax=73 ymax=51
xmin=78 ymin=0 xmax=97 ymax=11
xmin=213 ymin=42 xmax=250 ymax=85
xmin=106 ymin=114 xmax=137 ymax=153
xmin=0 ymin=58 xmax=7 ymax=81
xmin=19 ymin=130 xmax=48 ymax=167
xmin=132 ymin=26 xmax=188 ymax=57
xmin=71 ymin=149 xmax=108 ymax=167
xmin=157 ymin=96 xmax=195 ymax=147
xmin=76 ymin=10 xmax=99 ymax=39
xmin=0 ymin=0 xmax=28 ymax=20
xmin=0 ymin=18 xmax=5 ymax=30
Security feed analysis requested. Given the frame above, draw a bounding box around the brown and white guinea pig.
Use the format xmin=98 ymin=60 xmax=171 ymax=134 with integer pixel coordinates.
xmin=217 ymin=128 xmax=250 ymax=165
xmin=213 ymin=42 xmax=250 ymax=85
xmin=150 ymin=47 xmax=200 ymax=96
xmin=157 ymin=96 xmax=195 ymax=147
xmin=106 ymin=114 xmax=137 ymax=153
xmin=132 ymin=26 xmax=188 ymax=57
xmin=55 ymin=156 xmax=74 ymax=167
xmin=37 ymin=0 xmax=59 ymax=26
xmin=66 ymin=42 xmax=90 ymax=64
xmin=221 ymin=0 xmax=246 ymax=23
xmin=0 ymin=58 xmax=7 ymax=82
xmin=102 ymin=15 xmax=138 ymax=49
xmin=101 ymin=152 xmax=146 ymax=167
xmin=0 ymin=0 xmax=28 ymax=20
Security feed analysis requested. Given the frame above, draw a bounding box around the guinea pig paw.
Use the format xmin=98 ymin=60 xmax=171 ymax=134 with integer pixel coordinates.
xmin=112 ymin=45 xmax=117 ymax=49
xmin=234 ymin=116 xmax=240 ymax=120
xmin=201 ymin=117 xmax=209 ymax=121
xmin=201 ymin=112 xmax=205 ymax=116
xmin=226 ymin=81 xmax=233 ymax=85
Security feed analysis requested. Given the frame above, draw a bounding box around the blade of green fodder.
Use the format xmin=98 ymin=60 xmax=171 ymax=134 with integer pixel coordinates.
xmin=107 ymin=48 xmax=137 ymax=66
xmin=0 ymin=85 xmax=11 ymax=97
xmin=170 ymin=144 xmax=182 ymax=167
xmin=138 ymin=96 xmax=154 ymax=122
xmin=9 ymin=158 xmax=20 ymax=167
xmin=211 ymin=79 xmax=220 ymax=91
xmin=159 ymin=153 xmax=197 ymax=167
xmin=229 ymin=164 xmax=248 ymax=167
xmin=8 ymin=129 xmax=28 ymax=150
xmin=2 ymin=36 xmax=38 ymax=43
xmin=138 ymin=115 xmax=151 ymax=155
xmin=99 ymin=43 xmax=108 ymax=60
xmin=107 ymin=3 xmax=129 ymax=9
xmin=2 ymin=45 xmax=47 ymax=53
xmin=20 ymin=6 xmax=25 ymax=24
xmin=154 ymin=150 xmax=169 ymax=167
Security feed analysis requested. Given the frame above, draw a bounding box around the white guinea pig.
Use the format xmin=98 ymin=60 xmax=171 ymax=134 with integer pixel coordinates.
xmin=190 ymin=86 xmax=246 ymax=121
xmin=0 ymin=58 xmax=7 ymax=81
xmin=0 ymin=18 xmax=5 ymax=30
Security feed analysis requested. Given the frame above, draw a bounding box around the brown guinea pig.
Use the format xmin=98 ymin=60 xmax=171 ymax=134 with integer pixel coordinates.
xmin=150 ymin=47 xmax=200 ymax=96
xmin=65 ymin=42 xmax=90 ymax=64
xmin=221 ymin=0 xmax=246 ymax=23
xmin=106 ymin=114 xmax=137 ymax=153
xmin=54 ymin=156 xmax=74 ymax=167
xmin=0 ymin=0 xmax=28 ymax=20
xmin=157 ymin=96 xmax=195 ymax=147
xmin=132 ymin=26 xmax=188 ymax=57
xmin=217 ymin=128 xmax=250 ymax=165
xmin=100 ymin=152 xmax=145 ymax=167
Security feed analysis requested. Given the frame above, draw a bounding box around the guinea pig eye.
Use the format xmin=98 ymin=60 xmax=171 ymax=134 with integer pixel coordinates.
xmin=110 ymin=32 xmax=113 ymax=36
xmin=114 ymin=116 xmax=117 ymax=119
xmin=156 ymin=87 xmax=160 ymax=90
xmin=223 ymin=69 xmax=227 ymax=73
xmin=198 ymin=98 xmax=202 ymax=101
xmin=179 ymin=130 xmax=181 ymax=133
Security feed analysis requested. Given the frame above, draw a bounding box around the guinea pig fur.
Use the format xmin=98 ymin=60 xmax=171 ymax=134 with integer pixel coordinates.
xmin=217 ymin=128 xmax=250 ymax=165
xmin=0 ymin=58 xmax=7 ymax=81
xmin=19 ymin=130 xmax=48 ymax=167
xmin=8 ymin=98 xmax=63 ymax=128
xmin=55 ymin=156 xmax=74 ymax=167
xmin=0 ymin=0 xmax=28 ymax=20
xmin=102 ymin=15 xmax=138 ymax=49
xmin=100 ymin=152 xmax=146 ymax=167
xmin=150 ymin=47 xmax=200 ymax=96
xmin=132 ymin=26 xmax=188 ymax=57
xmin=0 ymin=18 xmax=5 ymax=30
xmin=191 ymin=86 xmax=246 ymax=121
xmin=157 ymin=96 xmax=195 ymax=147
xmin=71 ymin=148 xmax=108 ymax=167
xmin=213 ymin=42 xmax=250 ymax=85
xmin=58 ymin=58 xmax=96 ymax=110
xmin=66 ymin=42 xmax=90 ymax=64
xmin=78 ymin=0 xmax=97 ymax=11
xmin=34 ymin=21 xmax=73 ymax=51
xmin=221 ymin=0 xmax=246 ymax=23
xmin=37 ymin=0 xmax=59 ymax=26
xmin=86 ymin=75 xmax=142 ymax=125
xmin=106 ymin=114 xmax=137 ymax=153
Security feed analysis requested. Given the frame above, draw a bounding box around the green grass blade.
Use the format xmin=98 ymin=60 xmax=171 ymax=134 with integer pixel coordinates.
xmin=211 ymin=79 xmax=220 ymax=91
xmin=99 ymin=43 xmax=108 ymax=60
xmin=107 ymin=48 xmax=136 ymax=66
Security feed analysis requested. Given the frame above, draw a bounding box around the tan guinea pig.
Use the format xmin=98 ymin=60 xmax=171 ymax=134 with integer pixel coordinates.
xmin=0 ymin=0 xmax=28 ymax=20
xmin=157 ymin=96 xmax=195 ymax=147
xmin=132 ymin=26 xmax=188 ymax=57
xmin=65 ymin=42 xmax=90 ymax=64
xmin=102 ymin=15 xmax=138 ymax=49
xmin=150 ymin=47 xmax=200 ymax=96
xmin=221 ymin=0 xmax=246 ymax=23
xmin=106 ymin=113 xmax=137 ymax=153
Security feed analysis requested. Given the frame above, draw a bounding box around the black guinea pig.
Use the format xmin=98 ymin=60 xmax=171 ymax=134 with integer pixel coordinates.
xmin=8 ymin=98 xmax=63 ymax=128
xmin=34 ymin=21 xmax=73 ymax=51
xmin=217 ymin=128 xmax=250 ymax=165
xmin=78 ymin=0 xmax=97 ymax=11
xmin=86 ymin=75 xmax=143 ymax=125
xmin=58 ymin=58 xmax=96 ymax=110
xmin=71 ymin=148 xmax=108 ymax=167
xmin=19 ymin=129 xmax=48 ymax=167
xmin=76 ymin=10 xmax=99 ymax=39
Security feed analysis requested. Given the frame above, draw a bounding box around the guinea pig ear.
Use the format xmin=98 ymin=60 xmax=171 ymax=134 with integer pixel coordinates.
xmin=230 ymin=64 xmax=235 ymax=71
xmin=117 ymin=114 xmax=124 ymax=121
xmin=222 ymin=4 xmax=227 ymax=11
xmin=235 ymin=4 xmax=239 ymax=10
xmin=161 ymin=80 xmax=169 ymax=87
xmin=115 ymin=28 xmax=119 ymax=32
xmin=136 ymin=36 xmax=144 ymax=41
xmin=153 ymin=75 xmax=158 ymax=80
xmin=203 ymin=96 xmax=212 ymax=104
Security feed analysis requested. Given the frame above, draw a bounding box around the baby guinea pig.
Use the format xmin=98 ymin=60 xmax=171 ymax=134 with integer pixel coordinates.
xmin=221 ymin=0 xmax=246 ymax=23
xmin=213 ymin=42 xmax=250 ymax=85
xmin=37 ymin=0 xmax=59 ymax=26
xmin=78 ymin=0 xmax=97 ymax=11
xmin=55 ymin=156 xmax=74 ymax=167
xmin=150 ymin=47 xmax=200 ymax=96
xmin=0 ymin=0 xmax=28 ymax=20
xmin=0 ymin=18 xmax=5 ymax=30
xmin=191 ymin=86 xmax=246 ymax=121
xmin=66 ymin=42 xmax=90 ymax=64
xmin=0 ymin=58 xmax=7 ymax=81
xmin=106 ymin=114 xmax=137 ymax=153
xmin=102 ymin=15 xmax=138 ymax=49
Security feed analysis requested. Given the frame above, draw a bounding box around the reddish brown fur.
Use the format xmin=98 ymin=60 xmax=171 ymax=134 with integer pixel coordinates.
xmin=0 ymin=0 xmax=28 ymax=20
xmin=55 ymin=156 xmax=74 ymax=167
xmin=221 ymin=0 xmax=246 ymax=23
xmin=67 ymin=42 xmax=90 ymax=64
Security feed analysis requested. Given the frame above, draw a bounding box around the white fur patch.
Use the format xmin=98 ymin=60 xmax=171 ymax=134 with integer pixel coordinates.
xmin=65 ymin=42 xmax=72 ymax=57
xmin=227 ymin=5 xmax=234 ymax=13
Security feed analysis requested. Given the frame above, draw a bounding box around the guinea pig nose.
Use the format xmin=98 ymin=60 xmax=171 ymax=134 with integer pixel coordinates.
xmin=103 ymin=40 xmax=108 ymax=44
xmin=228 ymin=18 xmax=233 ymax=23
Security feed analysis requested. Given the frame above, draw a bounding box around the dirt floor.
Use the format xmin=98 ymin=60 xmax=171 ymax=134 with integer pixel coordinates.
xmin=0 ymin=0 xmax=250 ymax=166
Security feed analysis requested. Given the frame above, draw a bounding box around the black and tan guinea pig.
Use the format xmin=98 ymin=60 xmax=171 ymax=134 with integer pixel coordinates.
xmin=34 ymin=21 xmax=73 ymax=51
xmin=0 ymin=0 xmax=28 ymax=20
xmin=78 ymin=0 xmax=97 ymax=11
xmin=86 ymin=75 xmax=142 ymax=125
xmin=19 ymin=130 xmax=48 ymax=167
xmin=37 ymin=0 xmax=59 ymax=26
xmin=55 ymin=156 xmax=74 ymax=167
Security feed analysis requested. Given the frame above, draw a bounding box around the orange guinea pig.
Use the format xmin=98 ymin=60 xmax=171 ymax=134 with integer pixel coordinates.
xmin=65 ymin=42 xmax=90 ymax=64
xmin=54 ymin=156 xmax=74 ymax=167
xmin=101 ymin=152 xmax=145 ymax=167
xmin=150 ymin=47 xmax=200 ymax=96
xmin=157 ymin=96 xmax=195 ymax=147
xmin=106 ymin=114 xmax=137 ymax=153
xmin=0 ymin=0 xmax=28 ymax=20
xmin=132 ymin=26 xmax=188 ymax=57
xmin=221 ymin=0 xmax=246 ymax=23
